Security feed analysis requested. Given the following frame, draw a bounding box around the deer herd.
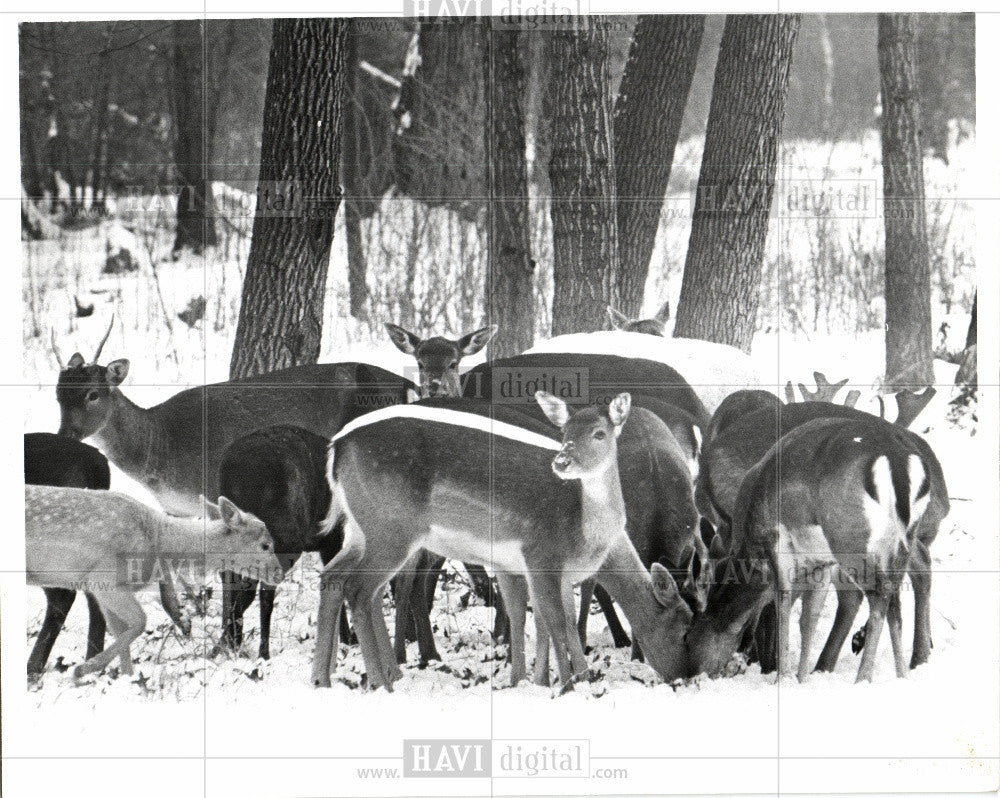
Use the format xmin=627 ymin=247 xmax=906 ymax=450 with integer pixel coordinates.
xmin=25 ymin=305 xmax=947 ymax=692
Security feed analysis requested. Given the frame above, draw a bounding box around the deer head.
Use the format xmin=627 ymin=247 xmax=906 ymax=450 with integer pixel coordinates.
xmin=536 ymin=391 xmax=631 ymax=480
xmin=385 ymin=323 xmax=497 ymax=398
xmin=606 ymin=302 xmax=670 ymax=336
xmin=54 ymin=319 xmax=129 ymax=440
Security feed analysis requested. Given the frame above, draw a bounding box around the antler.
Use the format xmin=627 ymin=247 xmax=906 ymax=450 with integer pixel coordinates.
xmin=894 ymin=387 xmax=936 ymax=428
xmin=50 ymin=327 xmax=65 ymax=370
xmin=798 ymin=371 xmax=849 ymax=402
xmin=91 ymin=316 xmax=115 ymax=363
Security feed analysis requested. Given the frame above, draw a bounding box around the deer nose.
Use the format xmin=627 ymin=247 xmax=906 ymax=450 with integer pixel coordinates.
xmin=552 ymin=447 xmax=574 ymax=472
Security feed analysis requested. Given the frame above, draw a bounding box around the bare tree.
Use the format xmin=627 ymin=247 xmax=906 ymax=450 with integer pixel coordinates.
xmin=230 ymin=19 xmax=348 ymax=378
xmin=549 ymin=17 xmax=618 ymax=337
xmin=614 ymin=15 xmax=704 ymax=318
xmin=673 ymin=14 xmax=800 ymax=351
xmin=484 ymin=22 xmax=535 ymax=358
xmin=171 ymin=20 xmax=217 ymax=254
xmin=878 ymin=13 xmax=934 ymax=390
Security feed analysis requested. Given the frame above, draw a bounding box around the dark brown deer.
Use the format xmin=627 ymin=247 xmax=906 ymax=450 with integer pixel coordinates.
xmin=311 ymin=395 xmax=692 ymax=691
xmin=687 ymin=416 xmax=946 ymax=682
xmin=215 ymin=425 xmax=347 ymax=659
xmin=53 ymin=321 xmax=414 ymax=653
xmin=26 ymin=487 xmax=281 ymax=680
xmin=606 ymin=302 xmax=672 ymax=336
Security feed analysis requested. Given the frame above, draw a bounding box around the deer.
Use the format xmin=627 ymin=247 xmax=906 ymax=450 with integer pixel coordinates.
xmin=52 ymin=318 xmax=414 ymax=654
xmin=216 ymin=425 xmax=350 ymax=659
xmin=24 ymin=432 xmax=194 ymax=677
xmin=25 ymin=486 xmax=282 ymax=680
xmin=310 ymin=394 xmax=692 ymax=691
xmin=524 ymin=310 xmax=767 ymax=414
xmin=607 ymin=302 xmax=672 ymax=336
xmin=384 ymin=322 xmax=496 ymax=397
xmin=694 ymin=381 xmax=944 ymax=674
xmin=686 ymin=415 xmax=947 ymax=683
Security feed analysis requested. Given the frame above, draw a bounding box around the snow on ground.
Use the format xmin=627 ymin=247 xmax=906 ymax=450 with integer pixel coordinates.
xmin=13 ymin=135 xmax=994 ymax=794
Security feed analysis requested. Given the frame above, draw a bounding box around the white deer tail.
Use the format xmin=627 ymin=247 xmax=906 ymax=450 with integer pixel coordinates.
xmin=317 ymin=440 xmax=341 ymax=537
xmin=863 ymin=452 xmax=931 ymax=570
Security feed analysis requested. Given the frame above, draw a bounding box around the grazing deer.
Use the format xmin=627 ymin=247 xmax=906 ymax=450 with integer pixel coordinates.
xmin=607 ymin=302 xmax=672 ymax=336
xmin=384 ymin=323 xmax=497 ymax=397
xmin=24 ymin=433 xmax=192 ymax=676
xmin=311 ymin=395 xmax=692 ymax=691
xmin=52 ymin=321 xmax=413 ymax=653
xmin=216 ymin=425 xmax=348 ymax=659
xmin=25 ymin=486 xmax=282 ymax=680
xmin=687 ymin=416 xmax=945 ymax=682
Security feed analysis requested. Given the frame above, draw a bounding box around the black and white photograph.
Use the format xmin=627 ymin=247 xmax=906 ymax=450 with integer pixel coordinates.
xmin=1 ymin=3 xmax=997 ymax=797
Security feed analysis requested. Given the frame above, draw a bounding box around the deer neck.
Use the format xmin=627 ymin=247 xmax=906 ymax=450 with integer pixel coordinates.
xmin=92 ymin=389 xmax=162 ymax=477
xmin=156 ymin=515 xmax=230 ymax=565
xmin=578 ymin=456 xmax=627 ymax=540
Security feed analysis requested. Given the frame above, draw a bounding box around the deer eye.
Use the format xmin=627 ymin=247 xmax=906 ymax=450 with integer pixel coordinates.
xmin=593 ymin=430 xmax=607 ymax=441
xmin=449 ymin=361 xmax=458 ymax=369
xmin=261 ymin=542 xmax=271 ymax=551
xmin=86 ymin=390 xmax=99 ymax=402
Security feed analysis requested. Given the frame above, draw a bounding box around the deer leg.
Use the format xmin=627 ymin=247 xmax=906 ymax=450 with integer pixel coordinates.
xmin=887 ymin=593 xmax=907 ymax=678
xmin=215 ymin=570 xmax=244 ymax=654
xmin=908 ymin=540 xmax=933 ymax=668
xmin=577 ymin=577 xmax=595 ymax=650
xmin=83 ymin=592 xmax=108 ymax=661
xmin=527 ymin=572 xmax=575 ymax=690
xmin=562 ymin=581 xmax=589 ymax=678
xmin=594 ymin=583 xmax=630 ymax=649
xmin=815 ymin=585 xmax=863 ymax=672
xmin=371 ymin=589 xmax=403 ymax=684
xmin=311 ymin=571 xmax=344 ymax=688
xmin=102 ymin=610 xmax=133 ymax=677
xmin=496 ymin=573 xmax=527 ymax=686
xmin=346 ymin=589 xmax=392 ymax=692
xmin=797 ymin=576 xmax=828 ymax=682
xmin=775 ymin=589 xmax=793 ymax=679
xmin=391 ymin=558 xmax=418 ymax=664
xmin=412 ymin=553 xmax=442 ymax=664
xmin=74 ymin=591 xmax=145 ymax=680
xmin=855 ymin=593 xmax=889 ymax=683
xmin=532 ymin=609 xmax=551 ymax=687
xmin=258 ymin=583 xmax=277 ymax=660
xmin=158 ymin=577 xmax=191 ymax=637
xmin=28 ymin=588 xmax=77 ymax=677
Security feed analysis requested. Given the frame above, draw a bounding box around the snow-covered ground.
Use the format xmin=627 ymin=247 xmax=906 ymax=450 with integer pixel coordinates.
xmin=10 ymin=138 xmax=995 ymax=796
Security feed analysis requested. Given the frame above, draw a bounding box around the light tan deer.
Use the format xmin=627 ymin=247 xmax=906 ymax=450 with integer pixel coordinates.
xmin=311 ymin=394 xmax=691 ymax=691
xmin=25 ymin=486 xmax=283 ymax=680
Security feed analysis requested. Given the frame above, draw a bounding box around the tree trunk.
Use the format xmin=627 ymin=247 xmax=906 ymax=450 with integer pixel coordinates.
xmin=549 ymin=17 xmax=618 ymax=337
xmin=89 ymin=44 xmax=112 ymax=215
xmin=878 ymin=13 xmax=934 ymax=390
xmin=613 ymin=15 xmax=704 ymax=319
xmin=342 ymin=29 xmax=368 ymax=320
xmin=229 ymin=19 xmax=348 ymax=378
xmin=484 ymin=22 xmax=535 ymax=359
xmin=965 ymin=291 xmax=976 ymax=349
xmin=672 ymin=14 xmax=800 ymax=352
xmin=171 ymin=19 xmax=217 ymax=254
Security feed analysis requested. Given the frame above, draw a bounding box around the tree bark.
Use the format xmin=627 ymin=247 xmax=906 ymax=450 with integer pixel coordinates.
xmin=613 ymin=15 xmax=704 ymax=318
xmin=549 ymin=17 xmax=618 ymax=337
xmin=672 ymin=14 xmax=800 ymax=352
xmin=230 ymin=19 xmax=347 ymax=378
xmin=343 ymin=29 xmax=368 ymax=320
xmin=878 ymin=13 xmax=934 ymax=390
xmin=171 ymin=19 xmax=217 ymax=254
xmin=484 ymin=22 xmax=535 ymax=359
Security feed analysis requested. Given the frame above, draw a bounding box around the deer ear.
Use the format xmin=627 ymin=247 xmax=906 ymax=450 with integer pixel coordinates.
xmin=106 ymin=359 xmax=130 ymax=386
xmin=68 ymin=352 xmax=86 ymax=368
xmin=653 ymin=300 xmax=671 ymax=325
xmin=200 ymin=495 xmax=222 ymax=520
xmin=607 ymin=392 xmax=632 ymax=428
xmin=385 ymin=323 xmax=420 ymax=355
xmin=458 ymin=325 xmax=497 ymax=356
xmin=535 ymin=391 xmax=570 ymax=428
xmin=607 ymin=306 xmax=630 ymax=330
xmin=650 ymin=563 xmax=681 ymax=608
xmin=217 ymin=496 xmax=245 ymax=529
